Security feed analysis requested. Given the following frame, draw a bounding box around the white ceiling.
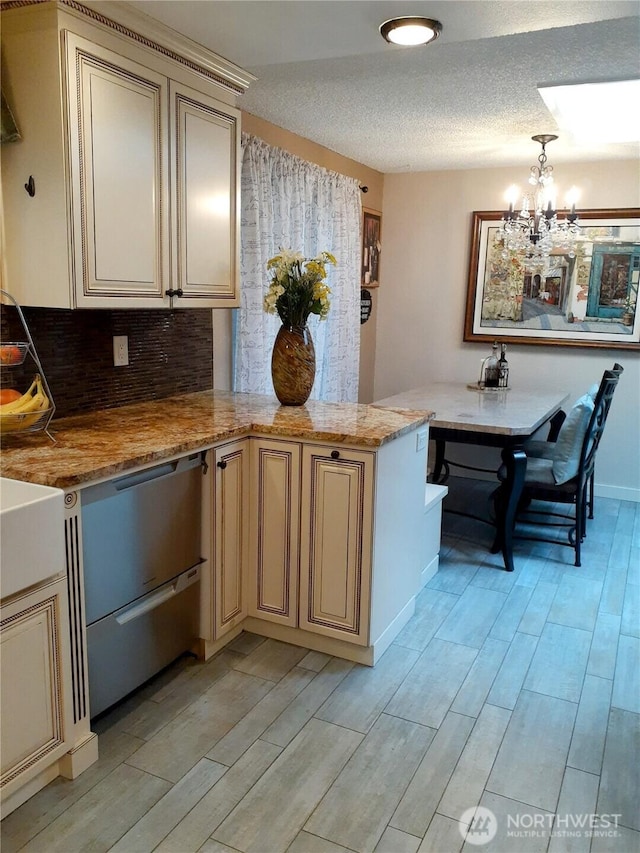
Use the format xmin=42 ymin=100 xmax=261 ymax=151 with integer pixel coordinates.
xmin=125 ymin=0 xmax=640 ymax=173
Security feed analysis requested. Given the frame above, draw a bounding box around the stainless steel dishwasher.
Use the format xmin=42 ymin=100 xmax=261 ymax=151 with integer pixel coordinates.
xmin=81 ymin=453 xmax=205 ymax=717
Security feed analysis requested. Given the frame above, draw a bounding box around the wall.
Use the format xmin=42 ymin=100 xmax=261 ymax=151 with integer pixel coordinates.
xmin=1 ymin=305 xmax=213 ymax=418
xmin=376 ymin=159 xmax=640 ymax=501
xmin=212 ymin=112 xmax=384 ymax=401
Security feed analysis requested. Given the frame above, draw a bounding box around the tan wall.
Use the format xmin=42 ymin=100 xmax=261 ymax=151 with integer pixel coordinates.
xmin=376 ymin=159 xmax=640 ymax=500
xmin=239 ymin=112 xmax=383 ymax=402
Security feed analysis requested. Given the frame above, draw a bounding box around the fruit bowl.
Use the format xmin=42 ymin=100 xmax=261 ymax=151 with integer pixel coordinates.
xmin=0 ymin=407 xmax=53 ymax=434
xmin=0 ymin=342 xmax=30 ymax=366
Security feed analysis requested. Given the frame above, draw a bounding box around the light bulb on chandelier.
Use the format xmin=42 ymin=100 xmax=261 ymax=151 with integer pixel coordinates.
xmin=498 ymin=135 xmax=580 ymax=271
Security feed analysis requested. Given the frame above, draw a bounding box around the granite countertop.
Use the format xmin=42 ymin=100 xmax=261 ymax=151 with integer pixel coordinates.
xmin=0 ymin=390 xmax=433 ymax=489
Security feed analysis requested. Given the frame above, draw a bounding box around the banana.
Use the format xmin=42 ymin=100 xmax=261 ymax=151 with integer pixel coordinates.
xmin=0 ymin=375 xmax=51 ymax=432
xmin=0 ymin=376 xmax=39 ymax=414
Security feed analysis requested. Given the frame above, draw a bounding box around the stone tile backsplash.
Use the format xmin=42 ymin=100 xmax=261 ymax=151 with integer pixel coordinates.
xmin=1 ymin=305 xmax=214 ymax=418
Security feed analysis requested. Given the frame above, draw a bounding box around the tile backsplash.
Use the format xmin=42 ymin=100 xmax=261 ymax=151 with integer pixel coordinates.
xmin=1 ymin=305 xmax=214 ymax=418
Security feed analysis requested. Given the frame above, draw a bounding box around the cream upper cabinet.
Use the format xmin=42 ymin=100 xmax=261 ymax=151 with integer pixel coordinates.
xmin=298 ymin=445 xmax=374 ymax=645
xmin=0 ymin=2 xmax=250 ymax=309
xmin=171 ymin=82 xmax=240 ymax=303
xmin=249 ymin=439 xmax=301 ymax=628
xmin=67 ymin=34 xmax=170 ymax=302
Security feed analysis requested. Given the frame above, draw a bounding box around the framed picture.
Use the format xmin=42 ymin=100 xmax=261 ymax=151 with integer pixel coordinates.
xmin=362 ymin=209 xmax=382 ymax=288
xmin=464 ymin=208 xmax=640 ymax=350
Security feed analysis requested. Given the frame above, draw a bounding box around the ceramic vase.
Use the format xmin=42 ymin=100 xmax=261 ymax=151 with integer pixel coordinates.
xmin=271 ymin=324 xmax=315 ymax=405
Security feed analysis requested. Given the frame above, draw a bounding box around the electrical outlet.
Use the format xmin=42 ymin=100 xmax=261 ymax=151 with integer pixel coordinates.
xmin=113 ymin=335 xmax=129 ymax=367
xmin=416 ymin=429 xmax=427 ymax=452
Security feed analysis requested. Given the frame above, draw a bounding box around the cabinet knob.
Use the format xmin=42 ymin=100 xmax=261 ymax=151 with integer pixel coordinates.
xmin=165 ymin=288 xmax=184 ymax=298
xmin=331 ymin=450 xmax=340 ymax=459
xmin=217 ymin=460 xmax=227 ymax=470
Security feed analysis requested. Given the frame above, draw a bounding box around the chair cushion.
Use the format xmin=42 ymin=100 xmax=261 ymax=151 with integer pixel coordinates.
xmin=524 ymin=456 xmax=556 ymax=485
xmin=524 ymin=439 xmax=554 ymax=459
xmin=552 ymin=393 xmax=595 ymax=485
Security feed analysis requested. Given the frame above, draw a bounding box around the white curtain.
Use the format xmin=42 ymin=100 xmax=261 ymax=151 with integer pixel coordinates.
xmin=234 ymin=134 xmax=361 ymax=402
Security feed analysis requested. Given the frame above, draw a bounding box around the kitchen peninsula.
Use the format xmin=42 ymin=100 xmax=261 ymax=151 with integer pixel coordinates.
xmin=1 ymin=390 xmax=446 ymax=814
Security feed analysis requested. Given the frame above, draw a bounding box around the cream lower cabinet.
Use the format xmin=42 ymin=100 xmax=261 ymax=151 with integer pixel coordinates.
xmin=298 ymin=445 xmax=374 ymax=645
xmin=249 ymin=439 xmax=301 ymax=627
xmin=211 ymin=440 xmax=250 ymax=638
xmin=247 ymin=440 xmax=374 ymax=646
xmin=0 ymin=576 xmax=73 ymax=812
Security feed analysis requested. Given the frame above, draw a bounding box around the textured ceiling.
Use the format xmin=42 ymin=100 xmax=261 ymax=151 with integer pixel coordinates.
xmin=124 ymin=0 xmax=640 ymax=173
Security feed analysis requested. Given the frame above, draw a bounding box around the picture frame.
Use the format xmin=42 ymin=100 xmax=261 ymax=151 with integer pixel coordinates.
xmin=464 ymin=208 xmax=640 ymax=350
xmin=362 ymin=209 xmax=382 ymax=288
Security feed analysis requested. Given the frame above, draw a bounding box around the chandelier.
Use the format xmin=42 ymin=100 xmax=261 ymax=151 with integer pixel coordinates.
xmin=498 ymin=134 xmax=580 ymax=270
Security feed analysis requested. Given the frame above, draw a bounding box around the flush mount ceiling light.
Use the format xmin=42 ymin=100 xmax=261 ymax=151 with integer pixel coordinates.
xmin=379 ymin=16 xmax=442 ymax=46
xmin=538 ymin=79 xmax=640 ymax=143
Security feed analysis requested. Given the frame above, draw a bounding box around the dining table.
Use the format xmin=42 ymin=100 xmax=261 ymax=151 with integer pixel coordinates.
xmin=374 ymin=382 xmax=570 ymax=572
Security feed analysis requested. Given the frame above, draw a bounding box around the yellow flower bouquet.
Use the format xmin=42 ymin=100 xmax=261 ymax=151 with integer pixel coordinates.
xmin=264 ymin=249 xmax=336 ymax=328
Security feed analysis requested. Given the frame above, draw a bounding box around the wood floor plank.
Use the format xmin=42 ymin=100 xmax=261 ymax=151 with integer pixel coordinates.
xmin=417 ymin=815 xmax=463 ymax=853
xmin=389 ymin=712 xmax=475 ymax=838
xmin=298 ymin=651 xmax=332 ymax=672
xmin=598 ymin=708 xmax=640 ymax=831
xmin=262 ymin=658 xmax=354 ymax=747
xmin=155 ymin=740 xmax=282 ymax=853
xmin=438 ymin=704 xmax=511 ymax=822
xmin=384 ymin=639 xmax=477 ymax=728
xmin=489 ymin=585 xmax=534 ymax=643
xmin=435 ymin=586 xmax=508 ymax=649
xmin=587 ymin=611 xmax=621 ymax=680
xmin=612 ymin=633 xmax=640 ymax=713
xmin=304 ymin=714 xmax=434 ymax=853
xmin=547 ymin=767 xmax=599 ymax=853
xmin=392 ymin=587 xmax=459 ymax=652
xmin=547 ymin=575 xmax=603 ymax=632
xmin=211 ymin=719 xmax=362 ymax=853
xmin=316 ymin=644 xmax=420 ymax=733
xmin=517 ymin=581 xmax=558 ymax=636
xmin=621 ymin=581 xmax=640 ymax=639
xmin=486 ymin=690 xmax=577 ymax=812
xmin=125 ymin=670 xmax=274 ymax=783
xmin=599 ymin=568 xmax=628 ymax=616
xmin=231 ymin=638 xmax=309 ymax=681
xmin=20 ymin=764 xmax=170 ymax=853
xmin=373 ymin=827 xmax=421 ymax=853
xmin=450 ymin=638 xmax=509 ymax=718
xmin=463 ymin=791 xmax=553 ymax=852
xmin=109 ymin=758 xmax=227 ymax=853
xmin=523 ymin=622 xmax=591 ymax=703
xmin=207 ymin=666 xmax=316 ymax=765
xmin=590 ymin=825 xmax=640 ymax=852
xmin=486 ymin=632 xmax=538 ymax=710
xmin=567 ymin=674 xmax=612 ymax=775
xmin=287 ymin=831 xmax=352 ymax=853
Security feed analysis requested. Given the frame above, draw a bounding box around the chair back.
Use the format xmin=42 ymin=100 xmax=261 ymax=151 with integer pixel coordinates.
xmin=578 ymin=365 xmax=623 ymax=486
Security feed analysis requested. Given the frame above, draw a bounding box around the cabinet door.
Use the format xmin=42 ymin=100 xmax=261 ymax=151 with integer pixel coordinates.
xmin=1 ymin=577 xmax=72 ymax=799
xmin=299 ymin=446 xmax=374 ymax=645
xmin=212 ymin=440 xmax=249 ymax=637
xmin=249 ymin=439 xmax=301 ymax=627
xmin=170 ymin=81 xmax=241 ymax=306
xmin=66 ymin=33 xmax=170 ymax=305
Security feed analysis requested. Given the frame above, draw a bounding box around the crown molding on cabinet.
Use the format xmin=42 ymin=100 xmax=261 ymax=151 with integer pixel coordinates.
xmin=0 ymin=0 xmax=257 ymax=95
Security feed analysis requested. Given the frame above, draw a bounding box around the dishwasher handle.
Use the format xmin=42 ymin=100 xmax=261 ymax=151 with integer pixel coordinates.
xmin=114 ymin=454 xmax=200 ymax=491
xmin=115 ymin=566 xmax=201 ymax=625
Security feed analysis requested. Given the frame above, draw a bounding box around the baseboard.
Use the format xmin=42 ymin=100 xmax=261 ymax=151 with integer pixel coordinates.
xmin=369 ymin=597 xmax=416 ymax=664
xmin=594 ymin=483 xmax=640 ymax=503
xmin=420 ymin=554 xmax=440 ymax=590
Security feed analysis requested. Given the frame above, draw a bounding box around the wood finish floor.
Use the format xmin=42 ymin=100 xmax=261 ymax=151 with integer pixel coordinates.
xmin=2 ymin=478 xmax=638 ymax=853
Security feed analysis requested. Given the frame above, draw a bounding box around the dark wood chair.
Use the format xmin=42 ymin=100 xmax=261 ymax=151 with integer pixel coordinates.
xmin=522 ymin=363 xmax=623 ymax=521
xmin=496 ymin=366 xmax=623 ymax=566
